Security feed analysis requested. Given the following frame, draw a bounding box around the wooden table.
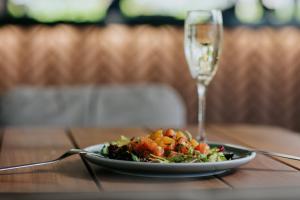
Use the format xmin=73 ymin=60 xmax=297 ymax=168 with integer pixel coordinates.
xmin=1 ymin=125 xmax=300 ymax=199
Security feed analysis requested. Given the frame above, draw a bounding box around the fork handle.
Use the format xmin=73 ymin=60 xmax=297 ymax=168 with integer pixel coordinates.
xmin=223 ymin=142 xmax=300 ymax=161
xmin=257 ymin=150 xmax=300 ymax=161
xmin=0 ymin=149 xmax=101 ymax=172
xmin=0 ymin=149 xmax=82 ymax=172
xmin=0 ymin=160 xmax=58 ymax=172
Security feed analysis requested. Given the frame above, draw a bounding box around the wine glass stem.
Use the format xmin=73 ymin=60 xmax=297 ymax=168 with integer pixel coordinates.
xmin=197 ymin=83 xmax=207 ymax=142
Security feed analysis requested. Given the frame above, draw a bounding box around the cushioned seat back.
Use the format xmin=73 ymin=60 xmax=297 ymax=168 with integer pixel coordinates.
xmin=0 ymin=85 xmax=186 ymax=127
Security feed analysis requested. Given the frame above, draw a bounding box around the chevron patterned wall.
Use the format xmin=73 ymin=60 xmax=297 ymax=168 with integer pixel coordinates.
xmin=0 ymin=25 xmax=299 ymax=131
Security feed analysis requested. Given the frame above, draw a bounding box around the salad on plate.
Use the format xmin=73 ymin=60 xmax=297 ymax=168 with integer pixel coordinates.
xmin=100 ymin=129 xmax=234 ymax=163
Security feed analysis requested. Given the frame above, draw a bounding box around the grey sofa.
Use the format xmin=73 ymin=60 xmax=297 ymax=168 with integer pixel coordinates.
xmin=0 ymin=85 xmax=186 ymax=128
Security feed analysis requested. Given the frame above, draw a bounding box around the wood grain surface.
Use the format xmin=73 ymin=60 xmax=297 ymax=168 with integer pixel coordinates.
xmin=0 ymin=128 xmax=99 ymax=192
xmin=210 ymin=125 xmax=300 ymax=169
xmin=1 ymin=125 xmax=300 ymax=193
xmin=206 ymin=125 xmax=300 ymax=188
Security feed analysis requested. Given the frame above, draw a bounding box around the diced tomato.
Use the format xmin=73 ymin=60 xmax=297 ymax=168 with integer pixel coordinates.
xmin=177 ymin=145 xmax=189 ymax=154
xmin=195 ymin=143 xmax=210 ymax=154
xmin=164 ymin=143 xmax=175 ymax=151
xmin=132 ymin=137 xmax=164 ymax=157
xmin=164 ymin=129 xmax=176 ymax=138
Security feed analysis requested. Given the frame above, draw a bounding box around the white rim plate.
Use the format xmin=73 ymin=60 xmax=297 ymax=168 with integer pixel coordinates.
xmin=83 ymin=142 xmax=256 ymax=177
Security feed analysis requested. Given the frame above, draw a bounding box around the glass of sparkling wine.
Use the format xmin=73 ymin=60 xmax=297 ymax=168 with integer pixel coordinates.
xmin=184 ymin=10 xmax=223 ymax=142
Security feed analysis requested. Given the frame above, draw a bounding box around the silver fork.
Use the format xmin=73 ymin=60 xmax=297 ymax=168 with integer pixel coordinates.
xmin=222 ymin=143 xmax=300 ymax=161
xmin=0 ymin=149 xmax=102 ymax=172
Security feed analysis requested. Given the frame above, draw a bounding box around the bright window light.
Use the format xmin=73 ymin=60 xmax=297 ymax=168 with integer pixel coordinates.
xmin=235 ymin=0 xmax=264 ymax=24
xmin=296 ymin=0 xmax=300 ymax=22
xmin=263 ymin=0 xmax=294 ymax=23
xmin=120 ymin=0 xmax=235 ymax=20
xmin=8 ymin=0 xmax=113 ymax=22
xmin=263 ymin=0 xmax=293 ymax=10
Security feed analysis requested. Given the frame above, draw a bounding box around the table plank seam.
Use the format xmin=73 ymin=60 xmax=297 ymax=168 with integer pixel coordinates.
xmin=211 ymin=126 xmax=300 ymax=171
xmin=264 ymin=157 xmax=300 ymax=171
xmin=66 ymin=129 xmax=103 ymax=191
xmin=0 ymin=128 xmax=4 ymax=154
xmin=214 ymin=175 xmax=233 ymax=189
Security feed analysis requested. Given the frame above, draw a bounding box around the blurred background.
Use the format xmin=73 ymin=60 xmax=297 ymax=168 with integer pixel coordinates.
xmin=1 ymin=0 xmax=300 ymax=26
xmin=0 ymin=0 xmax=300 ymax=131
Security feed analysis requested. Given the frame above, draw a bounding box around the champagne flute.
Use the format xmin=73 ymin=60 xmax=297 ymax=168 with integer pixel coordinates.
xmin=184 ymin=10 xmax=223 ymax=142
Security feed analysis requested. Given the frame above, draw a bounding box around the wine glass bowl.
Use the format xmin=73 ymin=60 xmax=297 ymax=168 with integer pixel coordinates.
xmin=184 ymin=10 xmax=223 ymax=142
